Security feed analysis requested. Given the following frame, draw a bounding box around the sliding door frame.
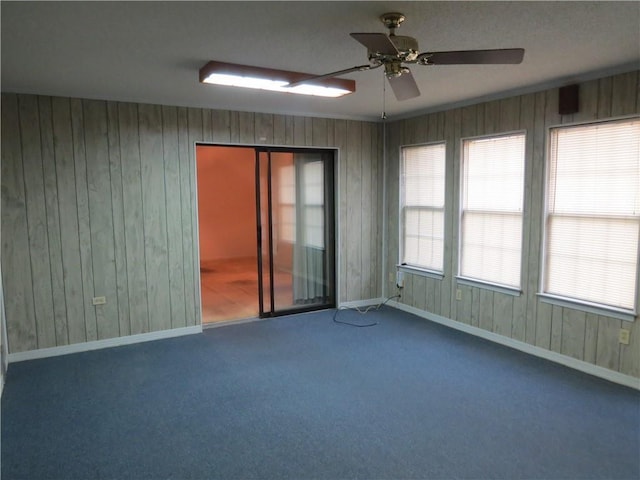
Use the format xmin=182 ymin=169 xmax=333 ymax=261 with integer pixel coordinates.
xmin=255 ymin=146 xmax=337 ymax=318
xmin=194 ymin=142 xmax=338 ymax=325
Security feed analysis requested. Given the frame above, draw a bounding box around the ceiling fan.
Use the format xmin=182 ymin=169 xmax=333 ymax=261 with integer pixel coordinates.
xmin=289 ymin=12 xmax=525 ymax=101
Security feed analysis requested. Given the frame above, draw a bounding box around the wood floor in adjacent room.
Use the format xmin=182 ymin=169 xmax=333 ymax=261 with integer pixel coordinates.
xmin=200 ymin=256 xmax=293 ymax=324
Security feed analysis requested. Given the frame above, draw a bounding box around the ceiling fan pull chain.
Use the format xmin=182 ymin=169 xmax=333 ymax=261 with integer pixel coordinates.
xmin=381 ymin=71 xmax=387 ymax=120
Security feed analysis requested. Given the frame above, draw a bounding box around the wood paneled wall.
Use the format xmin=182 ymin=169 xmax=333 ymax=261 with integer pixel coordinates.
xmin=1 ymin=95 xmax=383 ymax=353
xmin=385 ymin=71 xmax=640 ymax=379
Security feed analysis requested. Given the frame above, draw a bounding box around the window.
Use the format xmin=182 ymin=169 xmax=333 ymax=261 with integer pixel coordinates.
xmin=400 ymin=143 xmax=446 ymax=272
xmin=277 ymin=164 xmax=296 ymax=243
xmin=543 ymin=118 xmax=640 ymax=313
xmin=300 ymin=160 xmax=325 ymax=249
xmin=459 ymin=133 xmax=526 ymax=288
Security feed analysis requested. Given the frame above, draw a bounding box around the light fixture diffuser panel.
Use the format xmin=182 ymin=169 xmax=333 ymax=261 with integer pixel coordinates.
xmin=199 ymin=61 xmax=355 ymax=98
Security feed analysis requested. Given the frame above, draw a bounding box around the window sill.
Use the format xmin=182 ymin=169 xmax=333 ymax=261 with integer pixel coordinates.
xmin=538 ymin=293 xmax=636 ymax=322
xmin=397 ymin=264 xmax=444 ymax=281
xmin=456 ymin=277 xmax=522 ymax=296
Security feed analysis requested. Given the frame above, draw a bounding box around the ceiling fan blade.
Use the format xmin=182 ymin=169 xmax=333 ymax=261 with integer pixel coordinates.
xmin=350 ymin=33 xmax=399 ymax=55
xmin=286 ymin=64 xmax=380 ymax=88
xmin=388 ymin=70 xmax=421 ymax=101
xmin=418 ymin=48 xmax=525 ymax=65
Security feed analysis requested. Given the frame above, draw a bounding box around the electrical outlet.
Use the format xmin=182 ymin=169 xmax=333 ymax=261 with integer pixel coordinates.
xmin=92 ymin=296 xmax=106 ymax=306
xmin=456 ymin=289 xmax=462 ymax=301
xmin=618 ymin=329 xmax=630 ymax=345
xmin=388 ymin=272 xmax=394 ymax=283
xmin=396 ymin=271 xmax=404 ymax=288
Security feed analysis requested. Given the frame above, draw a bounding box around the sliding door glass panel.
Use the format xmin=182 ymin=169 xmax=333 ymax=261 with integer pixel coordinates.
xmin=256 ymin=148 xmax=335 ymax=317
xmin=271 ymin=152 xmax=296 ymax=310
xmin=292 ymin=154 xmax=328 ymax=307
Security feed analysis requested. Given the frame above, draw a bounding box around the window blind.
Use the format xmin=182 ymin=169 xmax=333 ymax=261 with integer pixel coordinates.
xmin=544 ymin=118 xmax=640 ymax=311
xmin=401 ymin=143 xmax=446 ymax=271
xmin=460 ymin=133 xmax=526 ymax=287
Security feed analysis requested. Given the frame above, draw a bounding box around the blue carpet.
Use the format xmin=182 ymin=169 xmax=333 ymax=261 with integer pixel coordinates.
xmin=2 ymin=307 xmax=639 ymax=479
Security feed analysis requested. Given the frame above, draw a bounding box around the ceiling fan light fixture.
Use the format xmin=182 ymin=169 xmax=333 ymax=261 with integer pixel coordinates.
xmin=199 ymin=61 xmax=355 ymax=98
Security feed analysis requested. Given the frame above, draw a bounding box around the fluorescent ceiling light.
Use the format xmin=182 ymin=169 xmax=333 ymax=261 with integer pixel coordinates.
xmin=199 ymin=61 xmax=355 ymax=98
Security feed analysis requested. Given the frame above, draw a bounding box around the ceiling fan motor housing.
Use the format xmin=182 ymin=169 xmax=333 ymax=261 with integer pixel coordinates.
xmin=367 ymin=34 xmax=419 ymax=65
xmin=390 ymin=35 xmax=419 ymax=61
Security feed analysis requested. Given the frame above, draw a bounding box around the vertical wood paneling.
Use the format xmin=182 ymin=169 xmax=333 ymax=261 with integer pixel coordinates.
xmin=385 ymin=122 xmax=401 ymax=298
xmin=201 ymin=109 xmax=213 ymax=143
xmin=333 ymin=119 xmax=348 ymax=301
xmin=402 ymin=272 xmax=414 ymax=307
xmin=413 ymin=276 xmax=426 ymax=311
xmin=162 ymin=106 xmax=187 ymax=329
xmin=561 ymin=309 xmax=586 ymax=360
xmin=211 ymin=110 xmax=231 ymax=143
xmin=535 ymin=302 xmax=552 ymax=349
xmin=550 ymin=305 xmax=563 ymax=353
xmin=440 ymin=109 xmax=456 ymax=318
xmin=576 ymin=79 xmax=599 ymax=122
xmin=596 ymin=316 xmax=621 ymax=371
xmin=492 ymin=293 xmax=513 ymax=337
xmin=139 ymin=104 xmax=172 ymax=332
xmin=1 ymin=94 xmax=38 ymax=351
xmin=513 ymin=93 xmax=535 ymax=342
xmin=3 ymin=93 xmax=381 ymax=352
xmin=38 ymin=96 xmax=69 ymax=346
xmin=345 ymin=121 xmax=362 ymax=301
xmin=620 ymin=320 xmax=640 ymax=377
xmin=312 ymin=118 xmax=328 ymax=146
xmin=70 ymin=98 xmax=98 ymax=341
xmin=19 ymin=95 xmax=58 ymax=349
xmin=597 ymin=76 xmax=613 ymax=118
xmin=84 ymin=99 xmax=119 ymax=340
xmin=611 ymin=71 xmax=637 ymax=116
xmin=369 ymin=122 xmax=380 ymax=299
xmin=424 ymin=278 xmax=435 ymax=314
xmin=478 ymin=289 xmax=494 ymax=331
xmin=304 ymin=117 xmax=313 ymax=145
xmin=118 ymin=102 xmax=149 ymax=335
xmin=255 ymin=112 xmax=273 ymax=144
xmin=284 ymin=116 xmax=295 ymax=145
xmin=498 ymin=97 xmax=520 ymax=132
xmin=186 ymin=109 xmax=203 ymax=324
xmin=293 ymin=116 xmax=306 ymax=146
xmin=178 ymin=107 xmax=196 ymax=326
xmin=457 ymin=285 xmax=472 ymax=324
xmin=273 ymin=114 xmax=286 ymax=145
xmin=384 ymin=70 xmax=639 ymax=380
xmin=526 ymin=91 xmax=547 ymax=345
xmin=471 ymin=287 xmax=480 ymax=327
xmin=583 ymin=312 xmax=599 ymax=364
xmin=229 ymin=110 xmax=240 ymax=143
xmin=106 ymin=102 xmax=130 ymax=338
xmin=483 ymin=100 xmax=499 ymax=134
xmin=360 ymin=123 xmax=373 ymax=299
xmin=3 ymin=70 xmax=638 ymax=384
xmin=51 ymin=97 xmax=86 ymax=345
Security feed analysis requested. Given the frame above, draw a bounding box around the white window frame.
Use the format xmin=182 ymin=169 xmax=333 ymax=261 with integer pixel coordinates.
xmin=539 ymin=116 xmax=640 ymax=322
xmin=399 ymin=141 xmax=446 ymax=277
xmin=457 ymin=131 xmax=526 ymax=292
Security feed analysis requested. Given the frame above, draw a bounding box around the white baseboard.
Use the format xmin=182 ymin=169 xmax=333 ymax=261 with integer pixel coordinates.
xmin=389 ymin=301 xmax=640 ymax=391
xmin=339 ymin=298 xmax=385 ymax=309
xmin=7 ymin=325 xmax=203 ymax=363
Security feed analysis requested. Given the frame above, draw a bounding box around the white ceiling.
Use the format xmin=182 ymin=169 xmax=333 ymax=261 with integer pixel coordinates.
xmin=2 ymin=1 xmax=639 ymax=121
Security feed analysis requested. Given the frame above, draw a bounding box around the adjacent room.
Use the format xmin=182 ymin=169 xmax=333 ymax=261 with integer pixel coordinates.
xmin=1 ymin=2 xmax=639 ymax=479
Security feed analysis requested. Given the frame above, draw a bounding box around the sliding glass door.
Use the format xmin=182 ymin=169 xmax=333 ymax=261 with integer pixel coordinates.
xmin=255 ymin=148 xmax=335 ymax=317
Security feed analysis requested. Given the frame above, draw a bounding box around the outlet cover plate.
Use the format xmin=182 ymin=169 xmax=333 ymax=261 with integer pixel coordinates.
xmin=92 ymin=296 xmax=106 ymax=305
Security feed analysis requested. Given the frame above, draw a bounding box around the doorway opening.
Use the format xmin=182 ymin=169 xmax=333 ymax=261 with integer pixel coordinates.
xmin=196 ymin=145 xmax=336 ymax=325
